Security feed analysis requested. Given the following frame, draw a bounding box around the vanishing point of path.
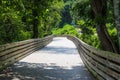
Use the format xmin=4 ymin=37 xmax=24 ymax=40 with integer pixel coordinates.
xmin=0 ymin=37 xmax=95 ymax=80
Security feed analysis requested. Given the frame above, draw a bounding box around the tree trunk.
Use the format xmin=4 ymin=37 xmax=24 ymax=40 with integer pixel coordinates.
xmin=32 ymin=9 xmax=39 ymax=38
xmin=113 ymin=0 xmax=120 ymax=52
xmin=33 ymin=18 xmax=39 ymax=38
xmin=96 ymin=24 xmax=117 ymax=52
xmin=91 ymin=0 xmax=118 ymax=53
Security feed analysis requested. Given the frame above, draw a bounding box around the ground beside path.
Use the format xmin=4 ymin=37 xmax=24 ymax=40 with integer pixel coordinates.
xmin=0 ymin=37 xmax=95 ymax=80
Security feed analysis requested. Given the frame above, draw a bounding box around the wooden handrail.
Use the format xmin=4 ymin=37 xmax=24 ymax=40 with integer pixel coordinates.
xmin=66 ymin=35 xmax=120 ymax=80
xmin=0 ymin=35 xmax=54 ymax=71
xmin=1 ymin=34 xmax=120 ymax=80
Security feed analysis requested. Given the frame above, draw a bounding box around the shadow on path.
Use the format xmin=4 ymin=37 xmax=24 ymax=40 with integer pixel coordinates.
xmin=0 ymin=62 xmax=94 ymax=80
xmin=39 ymin=47 xmax=77 ymax=55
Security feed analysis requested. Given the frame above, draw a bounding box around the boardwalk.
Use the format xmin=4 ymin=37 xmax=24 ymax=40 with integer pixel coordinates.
xmin=0 ymin=37 xmax=95 ymax=80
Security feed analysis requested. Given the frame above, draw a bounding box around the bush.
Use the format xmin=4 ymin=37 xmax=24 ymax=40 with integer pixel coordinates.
xmin=52 ymin=24 xmax=79 ymax=36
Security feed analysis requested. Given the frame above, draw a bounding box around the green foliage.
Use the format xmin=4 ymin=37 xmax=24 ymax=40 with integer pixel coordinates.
xmin=0 ymin=1 xmax=25 ymax=44
xmin=52 ymin=24 xmax=79 ymax=36
xmin=106 ymin=23 xmax=118 ymax=45
xmin=77 ymin=19 xmax=101 ymax=48
xmin=19 ymin=30 xmax=32 ymax=40
xmin=70 ymin=0 xmax=101 ymax=48
xmin=70 ymin=0 xmax=119 ymax=50
xmin=0 ymin=0 xmax=64 ymax=45
xmin=0 ymin=0 xmax=118 ymax=52
xmin=59 ymin=0 xmax=73 ymax=27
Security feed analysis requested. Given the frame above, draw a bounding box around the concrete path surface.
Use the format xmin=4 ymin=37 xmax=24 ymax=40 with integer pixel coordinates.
xmin=0 ymin=37 xmax=95 ymax=80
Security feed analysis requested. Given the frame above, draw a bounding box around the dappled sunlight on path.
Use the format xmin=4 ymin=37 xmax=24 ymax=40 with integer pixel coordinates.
xmin=0 ymin=37 xmax=95 ymax=80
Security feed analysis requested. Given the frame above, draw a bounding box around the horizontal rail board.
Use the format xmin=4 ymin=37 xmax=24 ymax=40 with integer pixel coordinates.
xmin=0 ymin=35 xmax=54 ymax=71
xmin=0 ymin=41 xmax=40 ymax=57
xmin=80 ymin=49 xmax=115 ymax=80
xmin=0 ymin=36 xmax=53 ymax=52
xmin=81 ymin=46 xmax=120 ymax=73
xmin=82 ymin=49 xmax=120 ymax=79
xmin=0 ymin=39 xmax=52 ymax=58
xmin=66 ymin=35 xmax=120 ymax=80
xmin=80 ymin=40 xmax=120 ymax=64
xmin=1 ymin=45 xmax=40 ymax=65
xmin=80 ymin=52 xmax=106 ymax=80
xmin=0 ymin=42 xmax=43 ymax=61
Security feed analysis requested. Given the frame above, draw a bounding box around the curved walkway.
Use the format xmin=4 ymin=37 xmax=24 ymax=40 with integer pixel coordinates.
xmin=0 ymin=37 xmax=95 ymax=80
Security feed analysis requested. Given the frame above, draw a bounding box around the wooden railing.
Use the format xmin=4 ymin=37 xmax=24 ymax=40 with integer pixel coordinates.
xmin=0 ymin=34 xmax=120 ymax=80
xmin=66 ymin=35 xmax=120 ymax=80
xmin=0 ymin=35 xmax=54 ymax=71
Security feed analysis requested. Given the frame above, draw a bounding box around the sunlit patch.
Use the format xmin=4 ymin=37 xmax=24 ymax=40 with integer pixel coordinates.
xmin=19 ymin=37 xmax=83 ymax=70
xmin=19 ymin=53 xmax=83 ymax=70
xmin=45 ymin=76 xmax=57 ymax=79
xmin=44 ymin=67 xmax=54 ymax=70
xmin=12 ymin=77 xmax=20 ymax=80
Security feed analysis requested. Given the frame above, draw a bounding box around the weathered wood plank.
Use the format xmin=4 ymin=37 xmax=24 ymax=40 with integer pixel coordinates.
xmin=0 ymin=45 xmax=39 ymax=65
xmin=82 ymin=49 xmax=120 ymax=79
xmin=0 ymin=42 xmax=43 ymax=61
xmin=66 ymin=35 xmax=120 ymax=80
xmin=80 ymin=50 xmax=115 ymax=80
xmin=0 ymin=41 xmax=39 ymax=57
xmin=81 ymin=46 xmax=120 ymax=73
xmin=80 ymin=54 xmax=105 ymax=80
xmin=0 ymin=35 xmax=54 ymax=71
xmin=80 ymin=40 xmax=120 ymax=64
xmin=67 ymin=35 xmax=120 ymax=64
xmin=0 ymin=39 xmax=36 ymax=51
xmin=0 ymin=37 xmax=53 ymax=57
xmin=0 ymin=35 xmax=53 ymax=52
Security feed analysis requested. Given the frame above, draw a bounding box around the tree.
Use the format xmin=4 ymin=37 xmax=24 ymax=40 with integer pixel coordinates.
xmin=0 ymin=0 xmax=25 ymax=44
xmin=41 ymin=0 xmax=64 ymax=36
xmin=113 ymin=0 xmax=120 ymax=52
xmin=59 ymin=0 xmax=73 ymax=27
xmin=32 ymin=0 xmax=39 ymax=38
xmin=71 ymin=0 xmax=119 ymax=53
xmin=91 ymin=0 xmax=118 ymax=53
xmin=0 ymin=0 xmax=64 ymax=44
